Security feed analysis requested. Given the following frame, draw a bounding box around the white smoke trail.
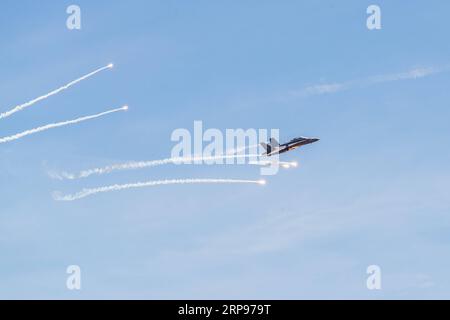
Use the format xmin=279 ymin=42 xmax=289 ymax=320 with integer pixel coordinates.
xmin=55 ymin=153 xmax=262 ymax=180
xmin=226 ymin=144 xmax=259 ymax=155
xmin=0 ymin=64 xmax=114 ymax=120
xmin=0 ymin=105 xmax=128 ymax=144
xmin=291 ymin=65 xmax=450 ymax=98
xmin=53 ymin=178 xmax=266 ymax=201
xmin=249 ymin=160 xmax=298 ymax=168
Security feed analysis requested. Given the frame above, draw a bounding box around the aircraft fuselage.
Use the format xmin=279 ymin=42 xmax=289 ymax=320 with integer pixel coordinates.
xmin=263 ymin=137 xmax=319 ymax=156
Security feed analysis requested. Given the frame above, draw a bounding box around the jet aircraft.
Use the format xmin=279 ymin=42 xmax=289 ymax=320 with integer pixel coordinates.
xmin=261 ymin=137 xmax=319 ymax=156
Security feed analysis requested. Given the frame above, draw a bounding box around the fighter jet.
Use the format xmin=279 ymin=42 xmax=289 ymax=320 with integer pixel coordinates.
xmin=261 ymin=136 xmax=319 ymax=156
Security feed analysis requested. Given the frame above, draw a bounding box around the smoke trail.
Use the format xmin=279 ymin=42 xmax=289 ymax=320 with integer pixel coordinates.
xmin=249 ymin=160 xmax=298 ymax=168
xmin=55 ymin=153 xmax=262 ymax=180
xmin=53 ymin=178 xmax=266 ymax=201
xmin=226 ymin=144 xmax=259 ymax=155
xmin=0 ymin=64 xmax=113 ymax=120
xmin=0 ymin=105 xmax=128 ymax=144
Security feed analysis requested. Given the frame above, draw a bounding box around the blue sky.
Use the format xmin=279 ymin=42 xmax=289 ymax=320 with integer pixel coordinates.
xmin=1 ymin=0 xmax=450 ymax=299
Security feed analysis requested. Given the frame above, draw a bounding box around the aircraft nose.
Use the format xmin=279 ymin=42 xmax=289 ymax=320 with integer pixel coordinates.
xmin=311 ymin=138 xmax=320 ymax=143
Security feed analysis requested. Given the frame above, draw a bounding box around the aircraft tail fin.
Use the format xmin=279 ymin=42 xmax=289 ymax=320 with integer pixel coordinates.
xmin=260 ymin=142 xmax=271 ymax=155
xmin=269 ymin=138 xmax=279 ymax=147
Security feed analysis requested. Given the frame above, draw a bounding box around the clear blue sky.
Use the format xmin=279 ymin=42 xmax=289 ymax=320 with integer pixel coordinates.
xmin=1 ymin=0 xmax=450 ymax=299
